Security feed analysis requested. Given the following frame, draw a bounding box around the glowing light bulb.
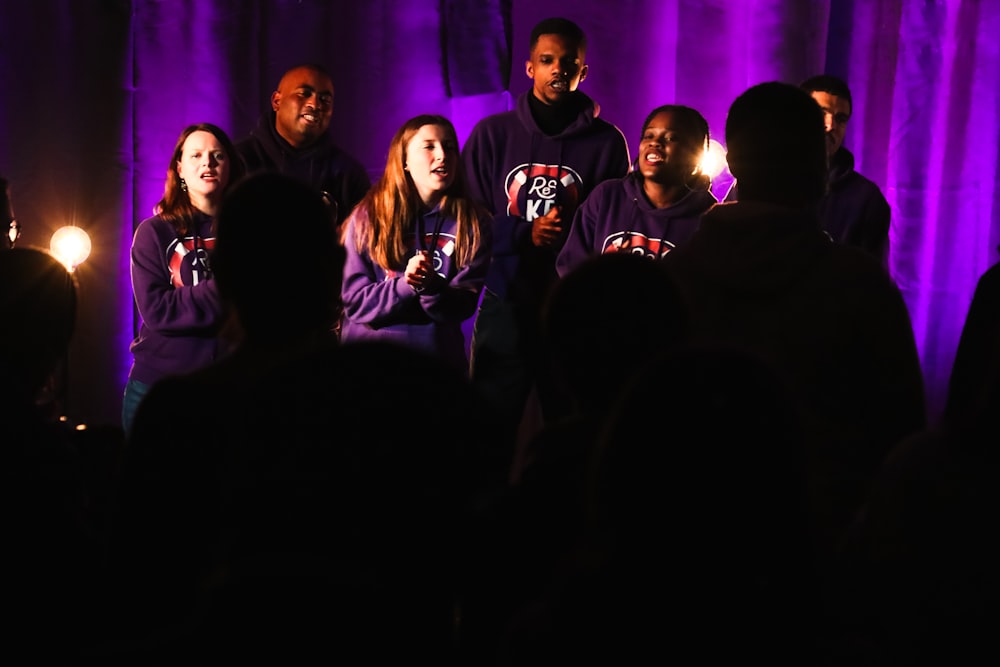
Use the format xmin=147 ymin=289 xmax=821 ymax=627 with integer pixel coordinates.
xmin=50 ymin=226 xmax=92 ymax=272
xmin=698 ymin=139 xmax=729 ymax=181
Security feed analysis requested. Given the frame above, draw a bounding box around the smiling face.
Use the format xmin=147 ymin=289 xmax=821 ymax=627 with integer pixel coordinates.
xmin=404 ymin=124 xmax=458 ymax=207
xmin=176 ymin=130 xmax=231 ymax=211
xmin=526 ymin=33 xmax=588 ymax=106
xmin=637 ymin=110 xmax=703 ymax=185
xmin=271 ymin=66 xmax=334 ymax=148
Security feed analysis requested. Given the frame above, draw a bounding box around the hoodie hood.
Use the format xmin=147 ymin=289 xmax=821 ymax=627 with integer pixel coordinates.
xmin=669 ymin=200 xmax=832 ymax=296
xmin=249 ymin=110 xmax=334 ymax=164
xmin=622 ymin=172 xmax=717 ymax=220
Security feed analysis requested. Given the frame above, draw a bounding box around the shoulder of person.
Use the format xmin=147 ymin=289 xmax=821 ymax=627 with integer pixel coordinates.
xmin=133 ymin=214 xmax=173 ymax=236
xmin=589 ymin=176 xmax=629 ymax=198
xmin=826 ymin=242 xmax=897 ymax=284
xmin=469 ymin=108 xmax=520 ymax=134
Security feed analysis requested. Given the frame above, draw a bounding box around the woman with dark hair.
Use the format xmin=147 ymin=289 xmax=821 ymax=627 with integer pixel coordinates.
xmin=556 ymin=104 xmax=717 ymax=276
xmin=534 ymin=104 xmax=717 ymax=480
xmin=122 ymin=122 xmax=246 ymax=435
xmin=339 ymin=113 xmax=492 ymax=372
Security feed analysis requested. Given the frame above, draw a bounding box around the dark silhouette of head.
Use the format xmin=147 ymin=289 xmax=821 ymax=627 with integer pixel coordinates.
xmin=725 ymin=81 xmax=827 ymax=209
xmin=0 ymin=246 xmax=77 ymax=407
xmin=212 ymin=171 xmax=345 ymax=345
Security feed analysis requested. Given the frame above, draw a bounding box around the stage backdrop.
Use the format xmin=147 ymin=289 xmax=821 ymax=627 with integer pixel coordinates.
xmin=1 ymin=0 xmax=997 ymax=428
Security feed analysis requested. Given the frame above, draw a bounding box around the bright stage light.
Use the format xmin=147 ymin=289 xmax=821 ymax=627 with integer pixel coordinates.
xmin=699 ymin=139 xmax=729 ymax=181
xmin=50 ymin=226 xmax=92 ymax=272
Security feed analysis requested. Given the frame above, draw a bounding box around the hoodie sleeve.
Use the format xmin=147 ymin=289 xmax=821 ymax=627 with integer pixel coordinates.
xmin=129 ymin=218 xmax=223 ymax=334
xmin=421 ymin=213 xmax=494 ymax=323
xmin=340 ymin=211 xmax=417 ymax=328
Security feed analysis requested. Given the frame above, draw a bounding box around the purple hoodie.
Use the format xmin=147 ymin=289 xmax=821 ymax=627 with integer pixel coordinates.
xmin=461 ymin=90 xmax=630 ymax=300
xmin=128 ymin=211 xmax=225 ymax=385
xmin=556 ymin=172 xmax=717 ymax=277
xmin=340 ymin=203 xmax=492 ymax=371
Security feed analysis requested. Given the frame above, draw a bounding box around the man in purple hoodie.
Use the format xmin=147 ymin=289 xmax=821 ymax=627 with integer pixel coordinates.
xmin=462 ymin=17 xmax=630 ymax=463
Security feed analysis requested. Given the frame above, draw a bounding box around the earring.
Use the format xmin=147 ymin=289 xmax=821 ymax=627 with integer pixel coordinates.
xmin=180 ymin=178 xmax=187 ymax=192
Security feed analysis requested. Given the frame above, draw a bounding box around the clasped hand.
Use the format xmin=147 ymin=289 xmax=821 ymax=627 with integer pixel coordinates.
xmin=405 ymin=250 xmax=444 ymax=294
xmin=531 ymin=206 xmax=563 ymax=247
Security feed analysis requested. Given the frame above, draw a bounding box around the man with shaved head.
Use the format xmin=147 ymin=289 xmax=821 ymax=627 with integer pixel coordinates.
xmin=236 ymin=63 xmax=370 ymax=227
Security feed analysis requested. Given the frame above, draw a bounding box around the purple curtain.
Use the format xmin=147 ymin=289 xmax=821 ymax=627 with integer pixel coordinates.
xmin=1 ymin=0 xmax=996 ymax=427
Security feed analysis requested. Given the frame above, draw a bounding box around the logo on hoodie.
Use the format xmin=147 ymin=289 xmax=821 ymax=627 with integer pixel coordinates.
xmin=603 ymin=231 xmax=675 ymax=259
xmin=505 ymin=163 xmax=582 ymax=221
xmin=168 ymin=235 xmax=215 ymax=288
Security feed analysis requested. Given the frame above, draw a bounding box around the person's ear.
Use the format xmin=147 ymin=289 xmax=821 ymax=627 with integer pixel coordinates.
xmin=578 ymin=64 xmax=589 ymax=83
xmin=525 ymin=60 xmax=534 ymax=79
xmin=270 ymin=90 xmax=281 ymax=112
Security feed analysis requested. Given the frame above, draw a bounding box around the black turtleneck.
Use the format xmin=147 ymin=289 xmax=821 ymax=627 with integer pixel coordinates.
xmin=528 ymin=91 xmax=584 ymax=136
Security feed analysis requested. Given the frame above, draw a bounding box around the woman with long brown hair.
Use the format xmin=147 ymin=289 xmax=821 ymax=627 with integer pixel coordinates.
xmin=340 ymin=114 xmax=492 ymax=372
xmin=122 ymin=123 xmax=245 ymax=435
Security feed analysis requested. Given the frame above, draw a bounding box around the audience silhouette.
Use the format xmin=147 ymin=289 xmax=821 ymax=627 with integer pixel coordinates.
xmin=0 ymin=246 xmax=110 ymax=660
xmin=15 ymin=81 xmax=981 ymax=665
xmin=662 ymin=82 xmax=926 ymax=579
xmin=496 ymin=344 xmax=822 ymax=665
xmin=459 ymin=252 xmax=689 ymax=663
xmin=831 ymin=252 xmax=1000 ymax=666
xmin=104 ymin=172 xmax=497 ymax=662
xmin=943 ymin=253 xmax=1000 ymax=426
